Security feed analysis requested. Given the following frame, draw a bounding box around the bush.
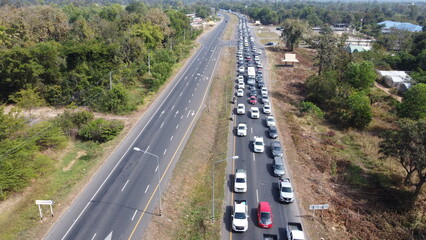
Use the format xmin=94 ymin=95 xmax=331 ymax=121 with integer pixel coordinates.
xmin=341 ymin=91 xmax=372 ymax=129
xmin=78 ymin=118 xmax=124 ymax=143
xmin=300 ymin=101 xmax=324 ymax=118
xmin=55 ymin=110 xmax=94 ymax=136
xmin=397 ymin=83 xmax=426 ymax=120
xmin=98 ymin=84 xmax=136 ymax=114
xmin=30 ymin=122 xmax=68 ymax=151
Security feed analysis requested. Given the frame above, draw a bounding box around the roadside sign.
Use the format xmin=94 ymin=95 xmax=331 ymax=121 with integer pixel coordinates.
xmin=35 ymin=200 xmax=54 ymax=205
xmin=35 ymin=200 xmax=55 ymax=219
xmin=309 ymin=204 xmax=329 ymax=210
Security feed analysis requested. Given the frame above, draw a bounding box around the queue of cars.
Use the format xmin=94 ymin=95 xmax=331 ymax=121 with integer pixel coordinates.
xmin=231 ymin=15 xmax=296 ymax=234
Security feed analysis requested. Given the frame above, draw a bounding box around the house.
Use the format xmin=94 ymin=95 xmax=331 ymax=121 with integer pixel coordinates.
xmin=255 ymin=20 xmax=261 ymax=26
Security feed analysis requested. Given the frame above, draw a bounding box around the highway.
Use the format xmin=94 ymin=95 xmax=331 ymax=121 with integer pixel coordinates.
xmin=223 ymin=14 xmax=304 ymax=240
xmin=45 ymin=14 xmax=230 ymax=240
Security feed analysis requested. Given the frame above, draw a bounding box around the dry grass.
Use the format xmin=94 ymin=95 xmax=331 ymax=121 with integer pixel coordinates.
xmin=143 ymin=15 xmax=236 ymax=240
xmin=268 ymin=46 xmax=425 ymax=240
xmin=256 ymin=31 xmax=280 ymax=39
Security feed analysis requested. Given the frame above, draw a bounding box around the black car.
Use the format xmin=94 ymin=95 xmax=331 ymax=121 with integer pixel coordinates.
xmin=258 ymin=81 xmax=265 ymax=88
xmin=268 ymin=126 xmax=278 ymax=139
xmin=250 ymin=89 xmax=258 ymax=96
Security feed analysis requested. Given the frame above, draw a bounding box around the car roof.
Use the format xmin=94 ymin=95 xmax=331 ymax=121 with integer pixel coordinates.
xmin=258 ymin=201 xmax=271 ymax=212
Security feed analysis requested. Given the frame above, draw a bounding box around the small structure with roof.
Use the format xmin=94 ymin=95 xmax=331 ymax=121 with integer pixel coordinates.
xmin=379 ymin=21 xmax=423 ymax=33
xmin=281 ymin=54 xmax=299 ymax=66
xmin=346 ymin=44 xmax=371 ymax=53
xmin=377 ymin=70 xmax=413 ymax=94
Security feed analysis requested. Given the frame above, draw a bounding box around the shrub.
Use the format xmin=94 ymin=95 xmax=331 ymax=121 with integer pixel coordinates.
xmin=54 ymin=110 xmax=94 ymax=136
xmin=300 ymin=101 xmax=324 ymax=118
xmin=78 ymin=118 xmax=124 ymax=143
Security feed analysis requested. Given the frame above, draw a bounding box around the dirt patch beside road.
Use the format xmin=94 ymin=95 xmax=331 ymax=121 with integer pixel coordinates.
xmin=268 ymin=46 xmax=425 ymax=239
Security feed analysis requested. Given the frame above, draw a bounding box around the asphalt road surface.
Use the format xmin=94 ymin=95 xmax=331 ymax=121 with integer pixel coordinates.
xmin=45 ymin=14 xmax=230 ymax=240
xmin=222 ymin=14 xmax=304 ymax=240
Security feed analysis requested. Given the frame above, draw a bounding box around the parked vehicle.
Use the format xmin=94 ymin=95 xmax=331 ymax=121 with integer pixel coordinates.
xmin=268 ymin=126 xmax=278 ymax=139
xmin=232 ymin=200 xmax=249 ymax=232
xmin=271 ymin=140 xmax=283 ymax=157
xmin=273 ymin=157 xmax=285 ymax=176
xmin=237 ymin=103 xmax=246 ymax=115
xmin=251 ymin=107 xmax=260 ymax=119
xmin=237 ymin=122 xmax=247 ymax=136
xmin=279 ymin=178 xmax=294 ymax=203
xmin=257 ymin=202 xmax=273 ymax=228
xmin=286 ymin=222 xmax=305 ymax=240
xmin=253 ymin=136 xmax=265 ymax=153
xmin=234 ymin=169 xmax=247 ymax=192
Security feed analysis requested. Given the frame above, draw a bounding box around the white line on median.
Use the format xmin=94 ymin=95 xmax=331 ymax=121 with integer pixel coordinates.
xmin=91 ymin=233 xmax=96 ymax=240
xmin=252 ymin=153 xmax=256 ymax=162
xmin=176 ymin=124 xmax=179 ymax=129
xmin=144 ymin=185 xmax=150 ymax=193
xmin=160 ymin=122 xmax=164 ymax=128
xmin=256 ymin=189 xmax=259 ymax=202
xmin=121 ymin=179 xmax=129 ymax=192
xmin=170 ymin=136 xmax=173 ymax=141
xmin=155 ymin=165 xmax=159 ymax=172
xmin=131 ymin=210 xmax=138 ymax=221
xmin=163 ymin=149 xmax=167 ymax=155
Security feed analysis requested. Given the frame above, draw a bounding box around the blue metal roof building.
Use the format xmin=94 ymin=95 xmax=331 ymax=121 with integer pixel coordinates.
xmin=378 ymin=21 xmax=423 ymax=33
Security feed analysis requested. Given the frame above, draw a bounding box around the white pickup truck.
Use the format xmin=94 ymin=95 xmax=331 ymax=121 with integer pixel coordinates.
xmin=287 ymin=222 xmax=305 ymax=240
xmin=232 ymin=200 xmax=249 ymax=232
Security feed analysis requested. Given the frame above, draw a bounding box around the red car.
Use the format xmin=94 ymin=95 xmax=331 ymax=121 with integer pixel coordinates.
xmin=257 ymin=202 xmax=273 ymax=228
xmin=249 ymin=96 xmax=257 ymax=104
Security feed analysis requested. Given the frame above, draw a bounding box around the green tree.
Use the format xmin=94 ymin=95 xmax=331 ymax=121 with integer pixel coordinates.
xmin=0 ymin=106 xmax=25 ymax=141
xmin=9 ymin=88 xmax=46 ymax=116
xmin=398 ymin=83 xmax=426 ymax=120
xmin=281 ymin=19 xmax=309 ymax=51
xmin=312 ymin=25 xmax=340 ymax=75
xmin=306 ymin=71 xmax=338 ymax=106
xmin=344 ymin=61 xmax=376 ymax=91
xmin=340 ymin=91 xmax=372 ymax=129
xmin=380 ymin=119 xmax=426 ymax=197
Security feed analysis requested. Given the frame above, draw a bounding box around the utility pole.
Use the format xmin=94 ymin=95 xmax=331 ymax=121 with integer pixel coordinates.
xmin=148 ymin=51 xmax=151 ymax=75
xmin=109 ymin=71 xmax=113 ymax=90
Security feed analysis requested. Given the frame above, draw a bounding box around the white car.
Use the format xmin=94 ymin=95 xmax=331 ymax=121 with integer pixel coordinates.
xmin=237 ymin=122 xmax=247 ymax=136
xmin=257 ymin=50 xmax=262 ymax=55
xmin=278 ymin=178 xmax=294 ymax=203
xmin=238 ymin=75 xmax=244 ymax=83
xmin=250 ymin=107 xmax=259 ymax=119
xmin=234 ymin=169 xmax=247 ymax=192
xmin=237 ymin=104 xmax=246 ymax=115
xmin=261 ymin=95 xmax=269 ymax=104
xmin=263 ymin=104 xmax=271 ymax=114
xmin=255 ymin=56 xmax=260 ymax=61
xmin=238 ymin=82 xmax=245 ymax=89
xmin=253 ymin=136 xmax=265 ymax=153
xmin=266 ymin=115 xmax=276 ymax=127
xmin=239 ymin=66 xmax=245 ymax=73
xmin=237 ymin=89 xmax=244 ymax=97
xmin=261 ymin=87 xmax=268 ymax=97
xmin=257 ymin=63 xmax=263 ymax=68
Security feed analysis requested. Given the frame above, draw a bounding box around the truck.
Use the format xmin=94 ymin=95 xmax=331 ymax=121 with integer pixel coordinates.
xmin=286 ymin=222 xmax=305 ymax=240
xmin=232 ymin=200 xmax=249 ymax=232
xmin=262 ymin=234 xmax=277 ymax=240
xmin=247 ymin=67 xmax=256 ymax=85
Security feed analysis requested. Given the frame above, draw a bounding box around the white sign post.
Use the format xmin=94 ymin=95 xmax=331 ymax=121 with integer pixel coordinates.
xmin=309 ymin=204 xmax=329 ymax=218
xmin=35 ymin=200 xmax=55 ymax=219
